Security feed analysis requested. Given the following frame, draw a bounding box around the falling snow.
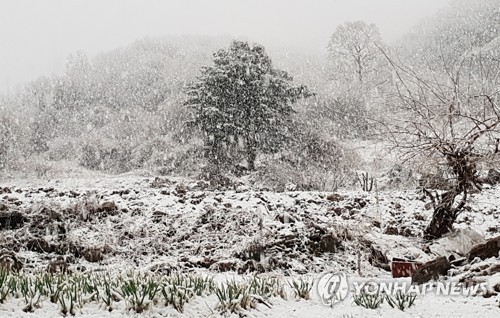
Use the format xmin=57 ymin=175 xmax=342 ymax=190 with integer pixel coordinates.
xmin=1 ymin=0 xmax=500 ymax=317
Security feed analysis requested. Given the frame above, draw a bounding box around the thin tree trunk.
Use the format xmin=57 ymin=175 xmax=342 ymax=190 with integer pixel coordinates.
xmin=247 ymin=149 xmax=256 ymax=171
xmin=423 ymin=187 xmax=467 ymax=240
xmin=245 ymin=134 xmax=257 ymax=171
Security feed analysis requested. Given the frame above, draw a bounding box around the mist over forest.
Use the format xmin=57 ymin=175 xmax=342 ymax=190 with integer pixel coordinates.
xmin=1 ymin=1 xmax=500 ymax=317
xmin=1 ymin=0 xmax=498 ymax=192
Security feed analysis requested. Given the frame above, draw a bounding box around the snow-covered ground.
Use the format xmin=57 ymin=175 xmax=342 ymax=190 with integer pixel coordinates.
xmin=0 ymin=173 xmax=499 ymax=316
xmin=0 ymin=287 xmax=497 ymax=318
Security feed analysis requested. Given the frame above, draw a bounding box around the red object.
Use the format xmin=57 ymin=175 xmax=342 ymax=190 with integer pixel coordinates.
xmin=391 ymin=258 xmax=423 ymax=278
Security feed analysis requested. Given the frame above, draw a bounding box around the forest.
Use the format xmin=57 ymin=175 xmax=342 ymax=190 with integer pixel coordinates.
xmin=0 ymin=0 xmax=500 ymax=317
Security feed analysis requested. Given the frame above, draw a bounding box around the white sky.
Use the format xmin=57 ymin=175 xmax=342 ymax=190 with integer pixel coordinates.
xmin=0 ymin=0 xmax=449 ymax=93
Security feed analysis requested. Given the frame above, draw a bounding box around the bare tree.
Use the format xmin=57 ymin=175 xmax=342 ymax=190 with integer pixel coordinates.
xmin=380 ymin=48 xmax=500 ymax=239
xmin=327 ymin=21 xmax=385 ymax=85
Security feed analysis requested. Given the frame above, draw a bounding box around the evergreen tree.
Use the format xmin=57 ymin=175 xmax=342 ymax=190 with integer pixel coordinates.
xmin=185 ymin=40 xmax=311 ymax=172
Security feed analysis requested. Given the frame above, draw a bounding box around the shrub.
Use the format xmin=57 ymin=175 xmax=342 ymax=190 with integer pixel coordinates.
xmin=46 ymin=137 xmax=79 ymax=161
xmin=79 ymin=138 xmax=132 ymax=173
xmin=256 ymin=133 xmax=358 ymax=191
xmin=0 ymin=111 xmax=28 ymax=171
xmin=311 ymin=93 xmax=370 ymax=139
xmin=156 ymin=138 xmax=206 ymax=177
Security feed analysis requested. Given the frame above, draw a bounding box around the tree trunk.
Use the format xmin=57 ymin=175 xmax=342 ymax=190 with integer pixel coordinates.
xmin=247 ymin=149 xmax=256 ymax=171
xmin=206 ymin=138 xmax=223 ymax=175
xmin=356 ymin=56 xmax=363 ymax=83
xmin=245 ymin=135 xmax=257 ymax=171
xmin=424 ymin=155 xmax=475 ymax=240
xmin=423 ymin=206 xmax=457 ymax=240
xmin=423 ymin=187 xmax=467 ymax=240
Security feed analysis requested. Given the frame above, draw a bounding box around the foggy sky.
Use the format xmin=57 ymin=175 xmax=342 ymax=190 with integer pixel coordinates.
xmin=0 ymin=0 xmax=449 ymax=93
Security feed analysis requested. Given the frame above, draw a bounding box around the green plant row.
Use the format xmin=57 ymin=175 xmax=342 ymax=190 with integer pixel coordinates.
xmin=0 ymin=268 xmax=314 ymax=316
xmin=353 ymin=290 xmax=418 ymax=311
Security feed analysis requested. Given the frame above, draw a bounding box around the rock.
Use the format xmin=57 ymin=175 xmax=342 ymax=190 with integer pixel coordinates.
xmin=191 ymin=180 xmax=210 ymax=191
xmin=29 ymin=208 xmax=65 ymax=238
xmin=331 ymin=207 xmax=342 ymax=216
xmin=467 ymin=235 xmax=500 ymax=261
xmin=83 ymin=247 xmax=104 ymax=263
xmin=98 ymin=201 xmax=118 ymax=213
xmin=414 ymin=213 xmax=426 ymax=221
xmin=493 ymin=282 xmax=500 ymax=293
xmin=464 ymin=263 xmax=500 ymax=280
xmin=285 ymin=182 xmax=297 ymax=191
xmin=411 ymin=256 xmax=450 ymax=284
xmin=239 ymin=260 xmax=265 ymax=274
xmin=458 ymin=277 xmax=487 ymax=292
xmin=40 ymin=206 xmax=62 ymax=220
xmin=0 ymin=250 xmax=23 ymax=272
xmin=487 ymin=226 xmax=499 ymax=233
xmin=429 ymin=228 xmax=485 ymax=258
xmin=0 ymin=187 xmax=12 ymax=194
xmin=210 ymin=259 xmax=237 ymax=272
xmin=189 ymin=257 xmax=215 ymax=269
xmin=208 ymin=174 xmax=232 ymax=188
xmin=147 ymin=262 xmax=177 ymax=275
xmin=354 ymin=198 xmax=367 ymax=208
xmin=54 ymin=240 xmax=83 ymax=257
xmin=482 ymin=289 xmax=498 ymax=298
xmin=235 ymin=185 xmax=249 ymax=193
xmin=111 ymin=189 xmax=130 ymax=196
xmin=150 ymin=177 xmax=171 ymax=188
xmin=318 ymin=234 xmax=340 ymax=253
xmin=368 ymin=245 xmax=390 ymax=271
xmin=479 ymin=263 xmax=500 ymax=276
xmin=450 ymin=257 xmax=468 ymax=267
xmin=275 ymin=212 xmax=296 ymax=224
xmin=326 ymin=193 xmax=345 ymax=202
xmin=47 ymin=256 xmax=70 ymax=274
xmin=267 ymin=257 xmax=292 ymax=270
xmin=239 ymin=241 xmax=266 ymax=262
xmin=151 ymin=211 xmax=167 ymax=223
xmin=69 ymin=190 xmax=80 ymax=198
xmin=0 ymin=210 xmax=26 ymax=230
xmin=384 ymin=226 xmax=399 ymax=235
xmin=175 ymin=183 xmax=188 ymax=196
xmin=26 ymin=238 xmax=54 ymax=253
xmin=471 ymin=263 xmax=490 ymax=272
xmin=486 ymin=169 xmax=500 ymax=184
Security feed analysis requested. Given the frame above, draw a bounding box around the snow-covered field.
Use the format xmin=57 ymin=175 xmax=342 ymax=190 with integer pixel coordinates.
xmin=0 ymin=288 xmax=497 ymax=318
xmin=0 ymin=173 xmax=499 ymax=317
xmin=2 ymin=0 xmax=500 ymax=317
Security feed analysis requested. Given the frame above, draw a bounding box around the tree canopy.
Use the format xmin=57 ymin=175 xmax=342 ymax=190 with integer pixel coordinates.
xmin=185 ymin=40 xmax=311 ymax=172
xmin=327 ymin=21 xmax=385 ymax=85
